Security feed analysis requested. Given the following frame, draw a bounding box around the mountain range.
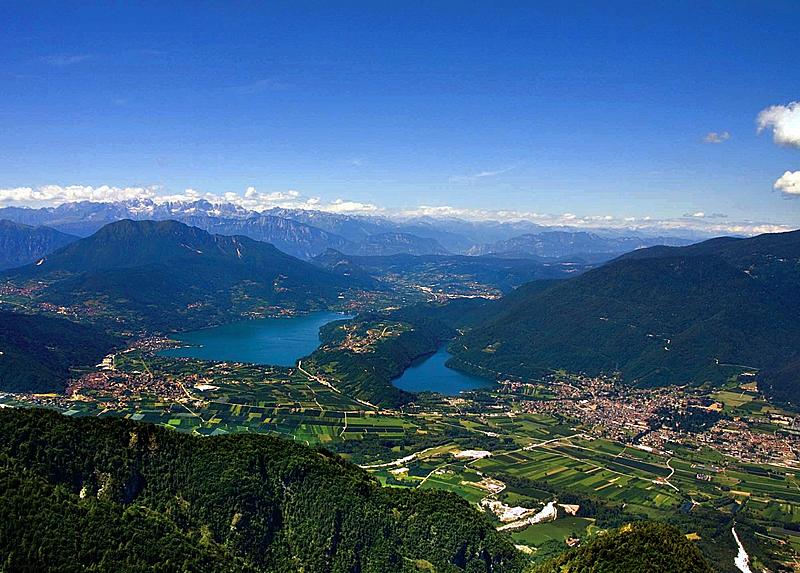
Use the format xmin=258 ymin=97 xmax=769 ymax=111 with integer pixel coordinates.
xmin=468 ymin=231 xmax=693 ymax=262
xmin=0 ymin=199 xmax=705 ymax=261
xmin=450 ymin=229 xmax=800 ymax=397
xmin=3 ymin=219 xmax=361 ymax=330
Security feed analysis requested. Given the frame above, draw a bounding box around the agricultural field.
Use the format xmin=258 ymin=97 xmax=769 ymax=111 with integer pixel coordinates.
xmin=511 ymin=517 xmax=598 ymax=546
xmin=10 ymin=349 xmax=417 ymax=445
xmin=472 ymin=438 xmax=682 ymax=512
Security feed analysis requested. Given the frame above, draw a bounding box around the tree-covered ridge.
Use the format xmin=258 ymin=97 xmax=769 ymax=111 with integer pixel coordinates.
xmin=0 ymin=311 xmax=118 ymax=393
xmin=452 ymin=229 xmax=800 ymax=390
xmin=3 ymin=219 xmax=362 ymax=330
xmin=308 ymin=315 xmax=447 ymax=407
xmin=529 ymin=522 xmax=714 ymax=573
xmin=305 ymin=302 xmax=486 ymax=407
xmin=0 ymin=408 xmax=524 ymax=573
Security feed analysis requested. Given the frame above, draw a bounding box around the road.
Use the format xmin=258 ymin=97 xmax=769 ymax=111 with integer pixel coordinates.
xmin=296 ymin=360 xmax=378 ymax=410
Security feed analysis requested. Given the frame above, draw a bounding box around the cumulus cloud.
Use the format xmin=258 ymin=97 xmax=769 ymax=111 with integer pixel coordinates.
xmin=703 ymin=131 xmax=730 ymax=144
xmin=757 ymin=102 xmax=800 ymax=148
xmin=774 ymin=171 xmax=800 ymax=196
xmin=0 ymin=185 xmax=157 ymax=205
xmin=324 ymin=199 xmax=382 ymax=214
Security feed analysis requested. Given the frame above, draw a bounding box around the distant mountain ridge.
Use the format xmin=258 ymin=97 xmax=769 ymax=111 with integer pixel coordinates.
xmin=347 ymin=232 xmax=450 ymax=256
xmin=4 ymin=219 xmax=360 ymax=330
xmin=0 ymin=200 xmax=707 ymax=260
xmin=469 ymin=230 xmax=693 ymax=261
xmin=451 ymin=229 xmax=800 ymax=394
xmin=0 ymin=201 xmax=450 ymax=259
xmin=0 ymin=219 xmax=77 ymax=270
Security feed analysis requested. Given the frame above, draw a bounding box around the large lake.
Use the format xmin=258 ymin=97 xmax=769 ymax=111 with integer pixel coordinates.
xmin=392 ymin=347 xmax=495 ymax=395
xmin=158 ymin=311 xmax=351 ymax=367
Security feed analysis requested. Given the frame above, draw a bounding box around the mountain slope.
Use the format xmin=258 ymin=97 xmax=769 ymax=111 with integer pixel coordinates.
xmin=469 ymin=231 xmax=693 ymax=261
xmin=4 ymin=220 xmax=359 ymax=330
xmin=0 ymin=408 xmax=524 ymax=573
xmin=0 ymin=312 xmax=118 ymax=392
xmin=452 ymin=230 xmax=800 ymax=389
xmin=0 ymin=200 xmax=710 ymax=259
xmin=176 ymin=213 xmax=354 ymax=259
xmin=342 ymin=232 xmax=451 ymax=256
xmin=313 ymin=250 xmax=590 ymax=294
xmin=0 ymin=219 xmax=77 ymax=270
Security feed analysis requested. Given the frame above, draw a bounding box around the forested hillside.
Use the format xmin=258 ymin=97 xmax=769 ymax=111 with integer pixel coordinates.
xmin=0 ymin=409 xmax=523 ymax=573
xmin=0 ymin=312 xmax=118 ymax=393
xmin=468 ymin=230 xmax=692 ymax=261
xmin=3 ymin=220 xmax=361 ymax=330
xmin=453 ymin=230 xmax=800 ymax=390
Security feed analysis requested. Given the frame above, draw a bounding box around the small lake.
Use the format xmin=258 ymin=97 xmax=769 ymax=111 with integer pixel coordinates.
xmin=158 ymin=311 xmax=352 ymax=367
xmin=392 ymin=347 xmax=495 ymax=395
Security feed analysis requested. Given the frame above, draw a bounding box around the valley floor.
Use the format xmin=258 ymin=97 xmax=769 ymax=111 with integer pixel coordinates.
xmin=3 ymin=334 xmax=800 ymax=572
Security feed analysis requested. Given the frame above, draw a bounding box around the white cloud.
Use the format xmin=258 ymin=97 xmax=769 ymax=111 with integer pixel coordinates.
xmin=703 ymin=131 xmax=730 ymax=144
xmin=400 ymin=205 xmax=547 ymax=221
xmin=324 ymin=199 xmax=383 ymax=214
xmin=692 ymin=212 xmax=705 ymax=218
xmin=0 ymin=184 xmax=382 ymax=215
xmin=757 ymin=102 xmax=800 ymax=148
xmin=774 ymin=171 xmax=800 ymax=196
xmin=0 ymin=185 xmax=157 ymax=205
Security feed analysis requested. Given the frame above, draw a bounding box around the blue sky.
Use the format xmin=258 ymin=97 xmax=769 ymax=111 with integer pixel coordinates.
xmin=1 ymin=1 xmax=799 ymax=232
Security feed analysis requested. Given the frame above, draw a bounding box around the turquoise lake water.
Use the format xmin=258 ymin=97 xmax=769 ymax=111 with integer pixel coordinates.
xmin=159 ymin=312 xmax=493 ymax=395
xmin=392 ymin=347 xmax=494 ymax=395
xmin=158 ymin=311 xmax=351 ymax=367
